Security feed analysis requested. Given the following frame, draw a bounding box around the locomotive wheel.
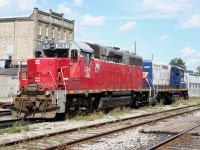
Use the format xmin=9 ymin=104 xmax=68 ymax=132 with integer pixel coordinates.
xmin=92 ymin=97 xmax=101 ymax=110
xmin=149 ymin=98 xmax=156 ymax=106
xmin=133 ymin=99 xmax=139 ymax=109
xmin=156 ymin=94 xmax=161 ymax=103
xmin=184 ymin=94 xmax=189 ymax=99
xmin=164 ymin=94 xmax=172 ymax=104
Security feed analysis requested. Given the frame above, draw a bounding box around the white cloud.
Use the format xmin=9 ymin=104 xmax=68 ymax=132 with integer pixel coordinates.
xmin=73 ymin=0 xmax=83 ymax=6
xmin=0 ymin=0 xmax=37 ymax=12
xmin=159 ymin=34 xmax=168 ymax=40
xmin=81 ymin=14 xmax=105 ymax=26
xmin=118 ymin=21 xmax=137 ymax=32
xmin=187 ymin=58 xmax=200 ymax=66
xmin=17 ymin=0 xmax=37 ymax=11
xmin=57 ymin=4 xmax=73 ymax=15
xmin=181 ymin=47 xmax=196 ymax=57
xmin=0 ymin=0 xmax=10 ymax=9
xmin=142 ymin=0 xmax=189 ymax=14
xmin=177 ymin=14 xmax=200 ymax=29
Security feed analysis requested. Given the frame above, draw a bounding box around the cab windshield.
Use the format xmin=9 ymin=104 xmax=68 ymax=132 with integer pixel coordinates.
xmin=35 ymin=49 xmax=69 ymax=58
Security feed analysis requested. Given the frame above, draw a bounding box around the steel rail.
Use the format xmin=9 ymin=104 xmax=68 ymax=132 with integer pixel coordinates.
xmin=147 ymin=122 xmax=200 ymax=150
xmin=0 ymin=110 xmax=11 ymax=116
xmin=0 ymin=118 xmax=21 ymax=128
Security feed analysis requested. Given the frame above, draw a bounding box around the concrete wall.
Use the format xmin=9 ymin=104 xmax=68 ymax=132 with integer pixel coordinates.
xmin=0 ymin=20 xmax=34 ymax=64
xmin=0 ymin=22 xmax=14 ymax=61
xmin=0 ymin=75 xmax=18 ymax=97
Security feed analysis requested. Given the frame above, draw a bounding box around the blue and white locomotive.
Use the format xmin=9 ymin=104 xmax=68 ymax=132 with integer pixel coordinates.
xmin=143 ymin=60 xmax=188 ymax=104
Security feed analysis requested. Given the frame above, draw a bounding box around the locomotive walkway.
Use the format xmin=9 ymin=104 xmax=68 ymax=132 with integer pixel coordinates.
xmin=1 ymin=105 xmax=200 ymax=149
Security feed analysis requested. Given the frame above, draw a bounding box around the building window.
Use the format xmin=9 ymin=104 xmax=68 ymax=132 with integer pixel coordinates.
xmin=64 ymin=30 xmax=66 ymax=40
xmin=52 ymin=27 xmax=55 ymax=38
xmin=46 ymin=25 xmax=49 ymax=37
xmin=69 ymin=31 xmax=73 ymax=40
xmin=38 ymin=35 xmax=42 ymax=44
xmin=58 ymin=29 xmax=61 ymax=39
xmin=39 ymin=24 xmax=42 ymax=35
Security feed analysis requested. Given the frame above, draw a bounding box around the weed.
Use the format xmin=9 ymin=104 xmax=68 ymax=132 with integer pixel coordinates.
xmin=0 ymin=121 xmax=30 ymax=135
xmin=0 ymin=127 xmax=21 ymax=135
xmin=107 ymin=107 xmax=132 ymax=117
xmin=77 ymin=126 xmax=86 ymax=132
xmin=125 ymin=121 xmax=132 ymax=126
xmin=58 ymin=137 xmax=65 ymax=144
xmin=74 ymin=112 xmax=104 ymax=121
xmin=45 ymin=128 xmax=52 ymax=130
xmin=43 ymin=134 xmax=49 ymax=142
xmin=108 ymin=108 xmax=123 ymax=116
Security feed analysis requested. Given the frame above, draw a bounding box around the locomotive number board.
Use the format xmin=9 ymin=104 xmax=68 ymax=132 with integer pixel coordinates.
xmin=55 ymin=43 xmax=70 ymax=49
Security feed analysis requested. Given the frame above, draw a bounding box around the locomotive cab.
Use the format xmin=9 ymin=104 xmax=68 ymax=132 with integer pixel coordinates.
xmin=170 ymin=66 xmax=186 ymax=89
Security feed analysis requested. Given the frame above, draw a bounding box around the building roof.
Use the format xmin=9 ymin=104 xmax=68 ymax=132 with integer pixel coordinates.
xmin=0 ymin=16 xmax=30 ymax=22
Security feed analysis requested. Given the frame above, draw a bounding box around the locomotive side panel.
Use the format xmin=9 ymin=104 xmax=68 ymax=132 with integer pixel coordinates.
xmin=152 ymin=62 xmax=171 ymax=87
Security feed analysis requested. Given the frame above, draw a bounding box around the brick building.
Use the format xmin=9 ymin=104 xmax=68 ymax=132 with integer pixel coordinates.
xmin=0 ymin=8 xmax=74 ymax=67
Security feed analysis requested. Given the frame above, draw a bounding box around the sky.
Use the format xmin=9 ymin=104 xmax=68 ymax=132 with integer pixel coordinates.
xmin=0 ymin=0 xmax=200 ymax=71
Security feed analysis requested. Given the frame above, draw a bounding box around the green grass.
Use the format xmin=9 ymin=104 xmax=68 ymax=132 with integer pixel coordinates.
xmin=74 ymin=111 xmax=104 ymax=121
xmin=0 ymin=121 xmax=30 ymax=135
xmin=45 ymin=128 xmax=52 ymax=130
xmin=172 ymin=96 xmax=200 ymax=106
xmin=107 ymin=107 xmax=132 ymax=116
xmin=74 ymin=107 xmax=132 ymax=121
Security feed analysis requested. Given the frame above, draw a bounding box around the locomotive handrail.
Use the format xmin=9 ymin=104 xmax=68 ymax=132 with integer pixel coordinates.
xmin=146 ymin=78 xmax=156 ymax=99
xmin=18 ymin=60 xmax=27 ymax=89
xmin=146 ymin=78 xmax=152 ymax=98
xmin=48 ymin=71 xmax=59 ymax=102
xmin=73 ymin=60 xmax=81 ymax=78
xmin=61 ymin=66 xmax=70 ymax=96
xmin=48 ymin=71 xmax=58 ymax=90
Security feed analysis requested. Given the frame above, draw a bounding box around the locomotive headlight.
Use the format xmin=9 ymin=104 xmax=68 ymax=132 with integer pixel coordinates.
xmin=45 ymin=90 xmax=51 ymax=96
xmin=17 ymin=90 xmax=21 ymax=97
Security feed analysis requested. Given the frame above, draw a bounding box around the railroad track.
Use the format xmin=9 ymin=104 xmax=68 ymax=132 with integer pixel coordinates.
xmin=148 ymin=123 xmax=200 ymax=150
xmin=1 ymin=104 xmax=200 ymax=149
xmin=0 ymin=118 xmax=21 ymax=128
xmin=0 ymin=110 xmax=11 ymax=116
xmin=0 ymin=118 xmax=47 ymax=129
xmin=0 ymin=102 xmax=12 ymax=109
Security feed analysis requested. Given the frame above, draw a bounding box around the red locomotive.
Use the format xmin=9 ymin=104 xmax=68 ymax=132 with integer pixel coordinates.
xmin=11 ymin=40 xmax=145 ymax=118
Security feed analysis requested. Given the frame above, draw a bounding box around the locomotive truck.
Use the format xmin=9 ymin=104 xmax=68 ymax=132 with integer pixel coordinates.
xmin=10 ymin=40 xmax=188 ymax=119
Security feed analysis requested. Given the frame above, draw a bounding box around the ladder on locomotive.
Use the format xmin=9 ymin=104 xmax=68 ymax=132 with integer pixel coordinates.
xmin=145 ymin=78 xmax=157 ymax=102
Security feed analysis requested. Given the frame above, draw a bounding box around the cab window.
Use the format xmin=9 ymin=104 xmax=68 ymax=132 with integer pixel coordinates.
xmin=56 ymin=50 xmax=69 ymax=58
xmin=81 ymin=51 xmax=91 ymax=64
xmin=71 ymin=49 xmax=78 ymax=62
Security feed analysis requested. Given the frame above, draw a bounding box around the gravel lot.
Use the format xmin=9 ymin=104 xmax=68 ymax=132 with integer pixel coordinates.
xmin=72 ymin=127 xmax=171 ymax=150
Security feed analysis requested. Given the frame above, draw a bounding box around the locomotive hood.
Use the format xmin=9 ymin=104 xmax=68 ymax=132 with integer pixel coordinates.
xmin=35 ymin=40 xmax=94 ymax=57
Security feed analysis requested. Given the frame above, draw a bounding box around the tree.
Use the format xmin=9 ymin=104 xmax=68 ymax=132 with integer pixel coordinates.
xmin=169 ymin=58 xmax=186 ymax=70
xmin=195 ymin=66 xmax=200 ymax=75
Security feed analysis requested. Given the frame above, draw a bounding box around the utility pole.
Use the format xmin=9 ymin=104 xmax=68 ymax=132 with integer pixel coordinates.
xmin=134 ymin=41 xmax=136 ymax=54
